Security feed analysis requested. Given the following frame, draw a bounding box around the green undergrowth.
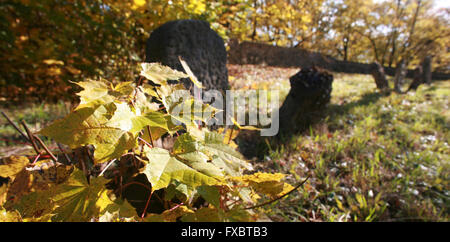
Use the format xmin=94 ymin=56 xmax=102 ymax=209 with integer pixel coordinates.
xmin=0 ymin=101 xmax=70 ymax=154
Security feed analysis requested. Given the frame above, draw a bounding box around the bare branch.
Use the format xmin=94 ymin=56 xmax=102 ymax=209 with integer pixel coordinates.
xmin=20 ymin=120 xmax=41 ymax=155
xmin=1 ymin=111 xmax=30 ymax=142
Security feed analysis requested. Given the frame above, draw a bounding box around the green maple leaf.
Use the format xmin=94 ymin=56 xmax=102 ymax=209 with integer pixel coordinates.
xmin=74 ymin=79 xmax=135 ymax=109
xmin=141 ymin=147 xmax=223 ymax=191
xmin=40 ymin=105 xmax=137 ymax=164
xmin=75 ymin=79 xmax=114 ymax=107
xmin=197 ymin=185 xmax=221 ymax=208
xmin=51 ymin=169 xmax=112 ymax=222
xmin=158 ymin=85 xmax=220 ymax=126
xmin=99 ymin=198 xmax=138 ymax=222
xmin=180 ymin=206 xmax=222 ymax=222
xmin=112 ymin=81 xmax=135 ymax=96
xmin=173 ymin=134 xmax=224 ymax=177
xmin=140 ymin=62 xmax=188 ymax=85
xmin=0 ymin=156 xmax=29 ymax=179
xmin=178 ymin=57 xmax=203 ymax=89
xmin=129 ymin=112 xmax=170 ymax=136
xmin=10 ymin=190 xmax=56 ymax=220
xmin=200 ymin=132 xmax=252 ymax=175
xmin=106 ymin=102 xmax=169 ymax=134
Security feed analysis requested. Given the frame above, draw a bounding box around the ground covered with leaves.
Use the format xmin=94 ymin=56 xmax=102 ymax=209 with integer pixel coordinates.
xmin=0 ymin=64 xmax=449 ymax=222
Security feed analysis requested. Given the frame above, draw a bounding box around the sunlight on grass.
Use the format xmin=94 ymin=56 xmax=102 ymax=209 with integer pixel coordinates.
xmin=258 ymin=73 xmax=449 ymax=222
xmin=0 ymin=101 xmax=70 ymax=152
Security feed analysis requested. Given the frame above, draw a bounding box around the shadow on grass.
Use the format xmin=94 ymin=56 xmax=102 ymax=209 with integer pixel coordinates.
xmin=236 ymin=91 xmax=387 ymax=160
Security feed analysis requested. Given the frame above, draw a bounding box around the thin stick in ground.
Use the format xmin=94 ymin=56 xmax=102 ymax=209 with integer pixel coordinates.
xmin=57 ymin=143 xmax=72 ymax=164
xmin=32 ymin=135 xmax=58 ymax=163
xmin=33 ymin=134 xmax=59 ymax=181
xmin=1 ymin=111 xmax=30 ymax=142
xmin=20 ymin=120 xmax=41 ymax=156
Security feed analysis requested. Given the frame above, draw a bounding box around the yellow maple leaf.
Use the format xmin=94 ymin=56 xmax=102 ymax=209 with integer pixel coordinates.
xmin=43 ymin=59 xmax=64 ymax=65
xmin=132 ymin=0 xmax=146 ymax=10
xmin=65 ymin=66 xmax=81 ymax=75
xmin=231 ymin=172 xmax=292 ymax=199
xmin=0 ymin=156 xmax=29 ymax=180
xmin=47 ymin=67 xmax=62 ymax=76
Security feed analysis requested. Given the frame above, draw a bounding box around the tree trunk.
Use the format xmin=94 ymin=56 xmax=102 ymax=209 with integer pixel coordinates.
xmin=388 ymin=36 xmax=397 ymax=68
xmin=370 ymin=61 xmax=389 ymax=90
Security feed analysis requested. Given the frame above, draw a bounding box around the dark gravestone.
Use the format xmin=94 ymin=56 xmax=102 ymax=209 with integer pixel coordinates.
xmin=278 ymin=67 xmax=333 ymax=136
xmin=422 ymin=56 xmax=432 ymax=85
xmin=394 ymin=59 xmax=407 ymax=93
xmin=145 ymin=19 xmax=229 ymax=93
xmin=407 ymin=56 xmax=432 ymax=92
xmin=407 ymin=65 xmax=423 ymax=91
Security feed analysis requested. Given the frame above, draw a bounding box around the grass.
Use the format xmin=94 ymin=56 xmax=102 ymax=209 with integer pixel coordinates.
xmin=0 ymin=101 xmax=70 ymax=156
xmin=246 ymin=72 xmax=449 ymax=222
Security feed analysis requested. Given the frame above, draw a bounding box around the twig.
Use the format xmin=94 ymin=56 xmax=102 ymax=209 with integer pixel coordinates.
xmin=74 ymin=147 xmax=88 ymax=180
xmin=169 ymin=202 xmax=184 ymax=211
xmin=57 ymin=143 xmax=72 ymax=164
xmin=146 ymin=126 xmax=154 ymax=147
xmin=244 ymin=175 xmax=311 ymax=210
xmin=84 ymin=146 xmax=94 ymax=164
xmin=142 ymin=190 xmax=154 ymax=219
xmin=20 ymin=120 xmax=41 ymax=155
xmin=82 ymin=147 xmax=93 ymax=180
xmin=138 ymin=131 xmax=145 ymax=157
xmin=137 ymin=76 xmax=144 ymax=87
xmin=99 ymin=159 xmax=116 ymax=177
xmin=138 ymin=137 xmax=152 ymax=148
xmin=1 ymin=111 xmax=30 ymax=142
xmin=32 ymin=135 xmax=58 ymax=163
xmin=31 ymin=153 xmax=42 ymax=165
xmin=33 ymin=134 xmax=58 ymax=182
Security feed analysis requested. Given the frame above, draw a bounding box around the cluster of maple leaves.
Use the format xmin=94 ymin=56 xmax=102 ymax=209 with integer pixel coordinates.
xmin=0 ymin=63 xmax=294 ymax=222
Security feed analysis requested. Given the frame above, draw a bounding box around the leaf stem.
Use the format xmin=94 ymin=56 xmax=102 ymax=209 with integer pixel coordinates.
xmin=169 ymin=202 xmax=184 ymax=211
xmin=32 ymin=134 xmax=59 ymax=181
xmin=32 ymin=135 xmax=58 ymax=163
xmin=99 ymin=159 xmax=116 ymax=177
xmin=146 ymin=126 xmax=154 ymax=147
xmin=141 ymin=190 xmax=154 ymax=219
xmin=138 ymin=137 xmax=152 ymax=148
xmin=31 ymin=153 xmax=42 ymax=165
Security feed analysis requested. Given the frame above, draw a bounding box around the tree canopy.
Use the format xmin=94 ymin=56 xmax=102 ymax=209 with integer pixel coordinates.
xmin=1 ymin=0 xmax=448 ymax=101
